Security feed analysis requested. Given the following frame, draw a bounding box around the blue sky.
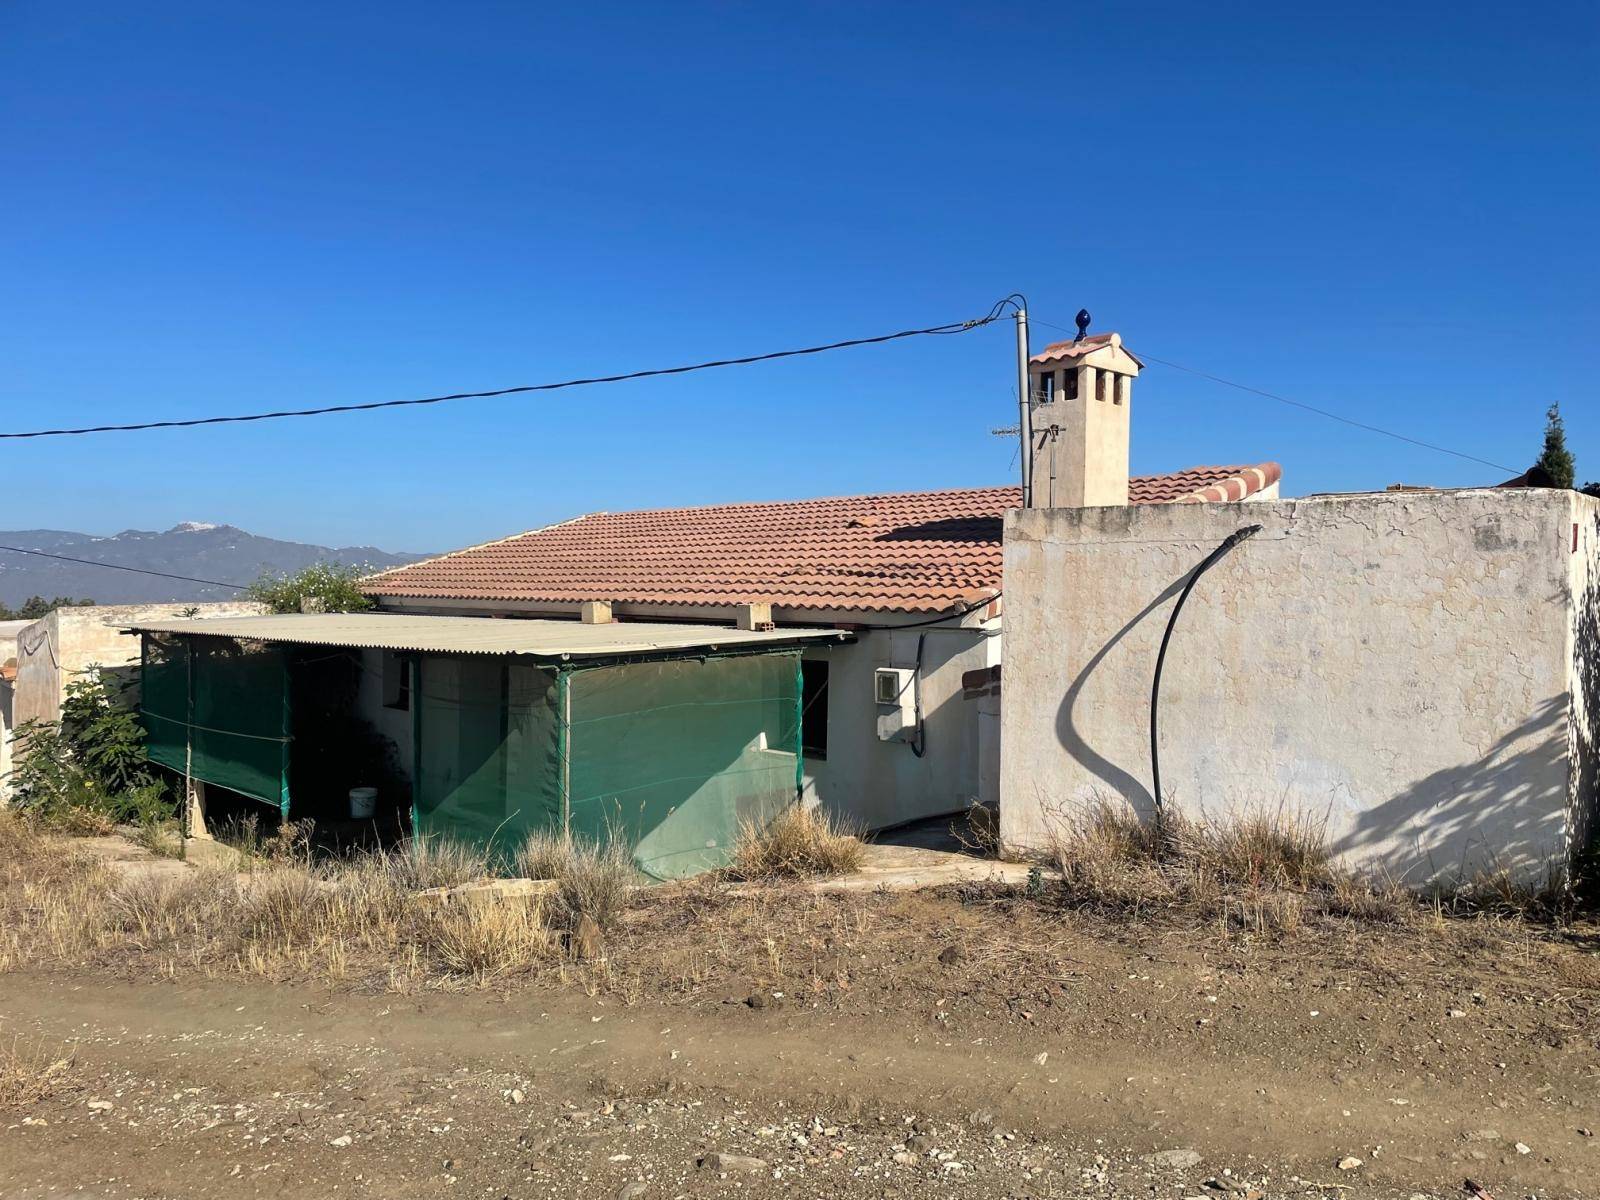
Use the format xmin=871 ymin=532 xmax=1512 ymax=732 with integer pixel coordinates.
xmin=2 ymin=2 xmax=1594 ymax=554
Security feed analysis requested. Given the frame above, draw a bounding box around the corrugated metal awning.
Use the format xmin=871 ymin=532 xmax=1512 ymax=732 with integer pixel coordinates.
xmin=116 ymin=612 xmax=849 ymax=661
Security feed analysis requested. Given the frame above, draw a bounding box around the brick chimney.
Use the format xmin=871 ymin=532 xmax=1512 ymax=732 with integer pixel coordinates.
xmin=1026 ymin=332 xmax=1143 ymax=507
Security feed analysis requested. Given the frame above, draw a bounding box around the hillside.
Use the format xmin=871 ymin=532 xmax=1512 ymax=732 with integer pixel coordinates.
xmin=0 ymin=523 xmax=425 ymax=607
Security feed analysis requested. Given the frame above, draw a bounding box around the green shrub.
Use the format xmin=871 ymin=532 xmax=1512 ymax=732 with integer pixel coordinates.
xmin=246 ymin=563 xmax=374 ymax=615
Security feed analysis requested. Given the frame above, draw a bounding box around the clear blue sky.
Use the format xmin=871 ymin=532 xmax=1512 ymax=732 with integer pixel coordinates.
xmin=2 ymin=2 xmax=1594 ymax=553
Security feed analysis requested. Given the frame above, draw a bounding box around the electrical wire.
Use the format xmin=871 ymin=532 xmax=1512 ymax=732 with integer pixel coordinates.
xmin=0 ymin=302 xmax=1020 ymax=441
xmin=0 ymin=543 xmax=248 ymax=591
xmin=1029 ymin=317 xmax=1518 ymax=475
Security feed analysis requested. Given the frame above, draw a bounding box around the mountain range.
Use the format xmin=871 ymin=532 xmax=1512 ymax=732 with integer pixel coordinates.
xmin=0 ymin=523 xmax=426 ymax=608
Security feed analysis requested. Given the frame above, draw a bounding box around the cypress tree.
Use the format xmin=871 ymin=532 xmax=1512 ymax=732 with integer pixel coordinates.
xmin=1534 ymin=402 xmax=1576 ymax=489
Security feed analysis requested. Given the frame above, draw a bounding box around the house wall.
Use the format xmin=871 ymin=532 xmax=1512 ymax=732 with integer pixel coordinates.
xmin=1000 ymin=489 xmax=1596 ymax=885
xmin=12 ymin=602 xmax=266 ymax=730
xmin=800 ymin=624 xmax=999 ymax=830
xmin=356 ymin=648 xmax=416 ymax=783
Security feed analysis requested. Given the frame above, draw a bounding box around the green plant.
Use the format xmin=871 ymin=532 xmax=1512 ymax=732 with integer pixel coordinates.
xmin=0 ymin=596 xmax=94 ymax=622
xmin=246 ymin=563 xmax=374 ymax=615
xmin=1535 ymin=402 xmax=1576 ymax=489
xmin=8 ymin=671 xmax=173 ymax=833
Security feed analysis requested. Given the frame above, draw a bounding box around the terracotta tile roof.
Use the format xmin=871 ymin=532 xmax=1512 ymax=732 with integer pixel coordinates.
xmin=1030 ymin=333 xmax=1145 ymax=367
xmin=365 ymin=463 xmax=1282 ymax=615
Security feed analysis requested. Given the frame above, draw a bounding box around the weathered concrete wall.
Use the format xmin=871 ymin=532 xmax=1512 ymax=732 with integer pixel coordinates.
xmin=799 ymin=625 xmax=999 ymax=831
xmin=12 ymin=602 xmax=266 ymax=730
xmin=1000 ymin=489 xmax=1597 ymax=885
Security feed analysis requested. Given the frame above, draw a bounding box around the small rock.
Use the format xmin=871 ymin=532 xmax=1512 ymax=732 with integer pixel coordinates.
xmin=1514 ymin=1142 xmax=1531 ymax=1155
xmin=616 ymin=1183 xmax=647 ymax=1200
xmin=699 ymin=1152 xmax=768 ymax=1175
xmin=937 ymin=944 xmax=965 ymax=966
xmin=1579 ymin=1127 xmax=1593 ymax=1138
xmin=892 ymin=1151 xmax=917 ymax=1166
xmin=1033 ymin=1051 xmax=1049 ymax=1066
xmin=86 ymin=1099 xmax=114 ymax=1112
xmin=967 ymin=1109 xmax=994 ymax=1128
xmin=1143 ymin=1149 xmax=1203 ymax=1169
xmin=907 ymin=1133 xmax=936 ymax=1153
xmin=330 ymin=1135 xmax=353 ymax=1148
xmin=1463 ymin=1129 xmax=1500 ymax=1142
xmin=745 ymin=992 xmax=768 ymax=1009
xmin=509 ymin=1088 xmax=525 ymax=1105
xmin=1336 ymin=1156 xmax=1363 ymax=1171
xmin=1448 ymin=1008 xmax=1468 ymax=1019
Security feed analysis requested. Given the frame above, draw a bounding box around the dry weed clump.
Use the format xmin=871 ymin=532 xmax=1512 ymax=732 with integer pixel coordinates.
xmin=515 ymin=831 xmax=637 ymax=931
xmin=0 ymin=1037 xmax=80 ymax=1110
xmin=0 ymin=810 xmax=560 ymax=986
xmin=1044 ymin=798 xmax=1416 ymax=931
xmin=728 ymin=803 xmax=866 ymax=880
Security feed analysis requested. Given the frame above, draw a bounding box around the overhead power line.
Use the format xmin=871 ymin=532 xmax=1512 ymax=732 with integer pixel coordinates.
xmin=1030 ymin=317 xmax=1517 ymax=475
xmin=1 ymin=300 xmax=1020 ymax=441
xmin=0 ymin=543 xmax=248 ymax=591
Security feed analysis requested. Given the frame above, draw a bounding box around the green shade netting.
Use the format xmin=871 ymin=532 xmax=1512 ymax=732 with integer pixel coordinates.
xmin=141 ymin=634 xmax=290 ymax=813
xmin=413 ymin=656 xmax=561 ymax=865
xmin=411 ymin=650 xmax=801 ymax=880
xmin=566 ymin=652 xmax=800 ymax=879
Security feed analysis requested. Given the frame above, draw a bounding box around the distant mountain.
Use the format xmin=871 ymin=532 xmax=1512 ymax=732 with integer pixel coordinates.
xmin=0 ymin=523 xmax=427 ymax=608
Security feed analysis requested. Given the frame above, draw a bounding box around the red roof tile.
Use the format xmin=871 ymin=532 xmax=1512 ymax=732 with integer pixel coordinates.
xmin=365 ymin=464 xmax=1282 ymax=615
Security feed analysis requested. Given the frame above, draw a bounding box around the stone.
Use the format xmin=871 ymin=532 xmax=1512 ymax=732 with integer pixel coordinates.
xmin=1143 ymin=1149 xmax=1202 ymax=1169
xmin=893 ymin=1151 xmax=917 ymax=1166
xmin=937 ymin=944 xmax=965 ymax=965
xmin=699 ymin=1152 xmax=768 ymax=1175
xmin=415 ymin=878 xmax=555 ymax=910
xmin=617 ymin=1183 xmax=647 ymax=1200
xmin=86 ymin=1099 xmax=114 ymax=1111
xmin=746 ymin=992 xmax=769 ymax=1009
xmin=1463 ymin=1129 xmax=1500 ymax=1142
xmin=330 ymin=1135 xmax=353 ymax=1147
xmin=1336 ymin=1156 xmax=1363 ymax=1171
xmin=907 ymin=1133 xmax=936 ymax=1153
xmin=1514 ymin=1142 xmax=1531 ymax=1155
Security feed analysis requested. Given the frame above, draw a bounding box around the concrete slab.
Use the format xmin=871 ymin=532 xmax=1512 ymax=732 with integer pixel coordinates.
xmin=811 ymin=841 xmax=1040 ymax=893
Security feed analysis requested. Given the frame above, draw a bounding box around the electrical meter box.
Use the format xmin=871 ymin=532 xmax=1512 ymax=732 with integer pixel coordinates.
xmin=874 ymin=667 xmax=916 ymax=741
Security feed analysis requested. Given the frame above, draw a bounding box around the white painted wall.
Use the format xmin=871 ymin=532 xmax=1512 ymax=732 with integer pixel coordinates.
xmin=800 ymin=624 xmax=998 ymax=831
xmin=12 ymin=602 xmax=265 ymax=730
xmin=1000 ymin=489 xmax=1598 ymax=885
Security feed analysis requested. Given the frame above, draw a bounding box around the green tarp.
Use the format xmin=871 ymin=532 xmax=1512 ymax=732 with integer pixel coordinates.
xmin=412 ymin=650 xmax=801 ymax=878
xmin=141 ymin=634 xmax=291 ymax=814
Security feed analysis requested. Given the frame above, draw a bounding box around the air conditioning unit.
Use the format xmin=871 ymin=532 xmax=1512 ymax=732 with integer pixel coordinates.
xmin=874 ymin=667 xmax=915 ymax=741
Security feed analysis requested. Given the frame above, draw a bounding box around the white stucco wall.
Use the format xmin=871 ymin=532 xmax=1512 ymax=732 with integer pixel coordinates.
xmin=12 ymin=601 xmax=266 ymax=731
xmin=800 ymin=625 xmax=998 ymax=831
xmin=1000 ymin=489 xmax=1598 ymax=885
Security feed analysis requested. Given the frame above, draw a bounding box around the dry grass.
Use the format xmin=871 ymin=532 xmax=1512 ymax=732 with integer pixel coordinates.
xmin=0 ymin=1036 xmax=79 ymax=1110
xmin=1044 ymin=798 xmax=1415 ymax=932
xmin=515 ymin=831 xmax=637 ymax=931
xmin=727 ymin=803 xmax=866 ymax=880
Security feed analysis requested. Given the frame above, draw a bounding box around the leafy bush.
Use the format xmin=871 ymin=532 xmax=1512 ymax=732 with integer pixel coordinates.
xmin=9 ymin=671 xmax=173 ymax=834
xmin=246 ymin=563 xmax=374 ymax=615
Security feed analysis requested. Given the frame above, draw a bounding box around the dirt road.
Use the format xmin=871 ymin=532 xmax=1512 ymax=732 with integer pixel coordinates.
xmin=2 ymin=957 xmax=1595 ymax=1200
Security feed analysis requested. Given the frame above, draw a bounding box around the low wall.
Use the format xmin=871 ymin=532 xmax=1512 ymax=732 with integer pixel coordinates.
xmin=1000 ymin=489 xmax=1599 ymax=885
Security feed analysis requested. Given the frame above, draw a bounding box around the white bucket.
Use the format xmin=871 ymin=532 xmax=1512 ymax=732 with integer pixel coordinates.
xmin=348 ymin=787 xmax=378 ymax=820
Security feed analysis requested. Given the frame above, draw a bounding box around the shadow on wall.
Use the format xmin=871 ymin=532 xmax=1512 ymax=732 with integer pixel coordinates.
xmin=1327 ymin=694 xmax=1571 ymax=883
xmin=1053 ymin=570 xmax=1190 ymax=820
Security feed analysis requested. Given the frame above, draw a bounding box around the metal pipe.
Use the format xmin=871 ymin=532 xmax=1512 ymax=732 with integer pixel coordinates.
xmin=1015 ymin=307 xmax=1032 ymax=507
xmin=1149 ymin=525 xmax=1262 ymax=822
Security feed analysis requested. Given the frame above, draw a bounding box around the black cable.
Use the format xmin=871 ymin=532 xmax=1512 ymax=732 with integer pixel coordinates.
xmin=1028 ymin=316 xmax=1517 ymax=475
xmin=0 ymin=543 xmax=249 ymax=591
xmin=0 ymin=305 xmax=1015 ymax=441
xmin=868 ymin=591 xmax=1000 ymax=630
xmin=1149 ymin=525 xmax=1261 ymax=823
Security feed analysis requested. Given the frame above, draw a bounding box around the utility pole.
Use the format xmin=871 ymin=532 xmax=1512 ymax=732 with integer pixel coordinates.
xmin=1015 ymin=305 xmax=1032 ymax=508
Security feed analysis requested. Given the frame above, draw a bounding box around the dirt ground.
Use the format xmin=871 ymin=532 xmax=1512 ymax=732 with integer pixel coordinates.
xmin=3 ymin=869 xmax=1599 ymax=1200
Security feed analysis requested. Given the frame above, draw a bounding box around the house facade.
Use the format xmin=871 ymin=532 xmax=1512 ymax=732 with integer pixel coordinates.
xmin=361 ymin=332 xmax=1282 ymax=835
